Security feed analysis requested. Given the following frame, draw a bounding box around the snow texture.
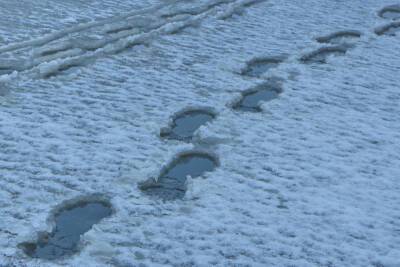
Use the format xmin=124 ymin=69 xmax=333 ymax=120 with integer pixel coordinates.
xmin=1 ymin=0 xmax=400 ymax=266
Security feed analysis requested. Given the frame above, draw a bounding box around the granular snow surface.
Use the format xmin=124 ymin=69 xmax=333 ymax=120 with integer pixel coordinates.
xmin=1 ymin=0 xmax=400 ymax=266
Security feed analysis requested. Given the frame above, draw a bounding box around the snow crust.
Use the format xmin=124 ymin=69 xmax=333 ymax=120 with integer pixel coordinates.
xmin=1 ymin=0 xmax=400 ymax=266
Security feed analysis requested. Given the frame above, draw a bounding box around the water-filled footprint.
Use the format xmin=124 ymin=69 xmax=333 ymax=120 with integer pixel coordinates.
xmin=233 ymin=82 xmax=282 ymax=112
xmin=241 ymin=56 xmax=285 ymax=78
xmin=20 ymin=200 xmax=112 ymax=260
xmin=160 ymin=109 xmax=216 ymax=141
xmin=139 ymin=152 xmax=218 ymax=201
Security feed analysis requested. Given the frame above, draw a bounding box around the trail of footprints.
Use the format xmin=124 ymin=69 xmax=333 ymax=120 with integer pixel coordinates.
xmin=16 ymin=3 xmax=400 ymax=262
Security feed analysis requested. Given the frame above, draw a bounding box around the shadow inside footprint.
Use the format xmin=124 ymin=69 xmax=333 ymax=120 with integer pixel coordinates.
xmin=160 ymin=109 xmax=215 ymax=141
xmin=139 ymin=152 xmax=218 ymax=201
xmin=20 ymin=200 xmax=112 ymax=260
xmin=315 ymin=30 xmax=362 ymax=45
xmin=375 ymin=21 xmax=400 ymax=36
xmin=378 ymin=5 xmax=400 ymax=20
xmin=300 ymin=45 xmax=350 ymax=64
xmin=241 ymin=56 xmax=285 ymax=78
xmin=233 ymin=82 xmax=282 ymax=112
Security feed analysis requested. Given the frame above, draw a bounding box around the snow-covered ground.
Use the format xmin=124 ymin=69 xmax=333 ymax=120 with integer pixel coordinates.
xmin=1 ymin=0 xmax=400 ymax=266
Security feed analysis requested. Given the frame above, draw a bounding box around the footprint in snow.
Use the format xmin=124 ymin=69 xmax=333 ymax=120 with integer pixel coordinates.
xmin=160 ymin=108 xmax=216 ymax=142
xmin=299 ymin=44 xmax=352 ymax=64
xmin=19 ymin=199 xmax=112 ymax=260
xmin=378 ymin=5 xmax=400 ymax=20
xmin=300 ymin=29 xmax=363 ymax=65
xmin=374 ymin=21 xmax=400 ymax=36
xmin=138 ymin=152 xmax=218 ymax=201
xmin=232 ymin=80 xmax=283 ymax=112
xmin=240 ymin=55 xmax=286 ymax=78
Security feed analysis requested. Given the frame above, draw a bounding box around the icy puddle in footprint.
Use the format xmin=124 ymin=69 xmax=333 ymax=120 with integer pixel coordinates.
xmin=21 ymin=201 xmax=112 ymax=260
xmin=233 ymin=83 xmax=282 ymax=112
xmin=160 ymin=110 xmax=215 ymax=141
xmin=139 ymin=153 xmax=218 ymax=201
xmin=241 ymin=57 xmax=284 ymax=78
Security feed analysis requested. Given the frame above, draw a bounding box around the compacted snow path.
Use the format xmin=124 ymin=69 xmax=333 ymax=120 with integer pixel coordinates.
xmin=1 ymin=0 xmax=400 ymax=266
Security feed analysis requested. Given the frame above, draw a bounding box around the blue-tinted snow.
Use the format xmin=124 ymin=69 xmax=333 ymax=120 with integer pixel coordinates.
xmin=1 ymin=0 xmax=400 ymax=266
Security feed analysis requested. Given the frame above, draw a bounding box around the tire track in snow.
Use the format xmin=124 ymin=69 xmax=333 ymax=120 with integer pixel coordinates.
xmin=0 ymin=0 xmax=264 ymax=79
xmin=0 ymin=1 xmax=176 ymax=54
